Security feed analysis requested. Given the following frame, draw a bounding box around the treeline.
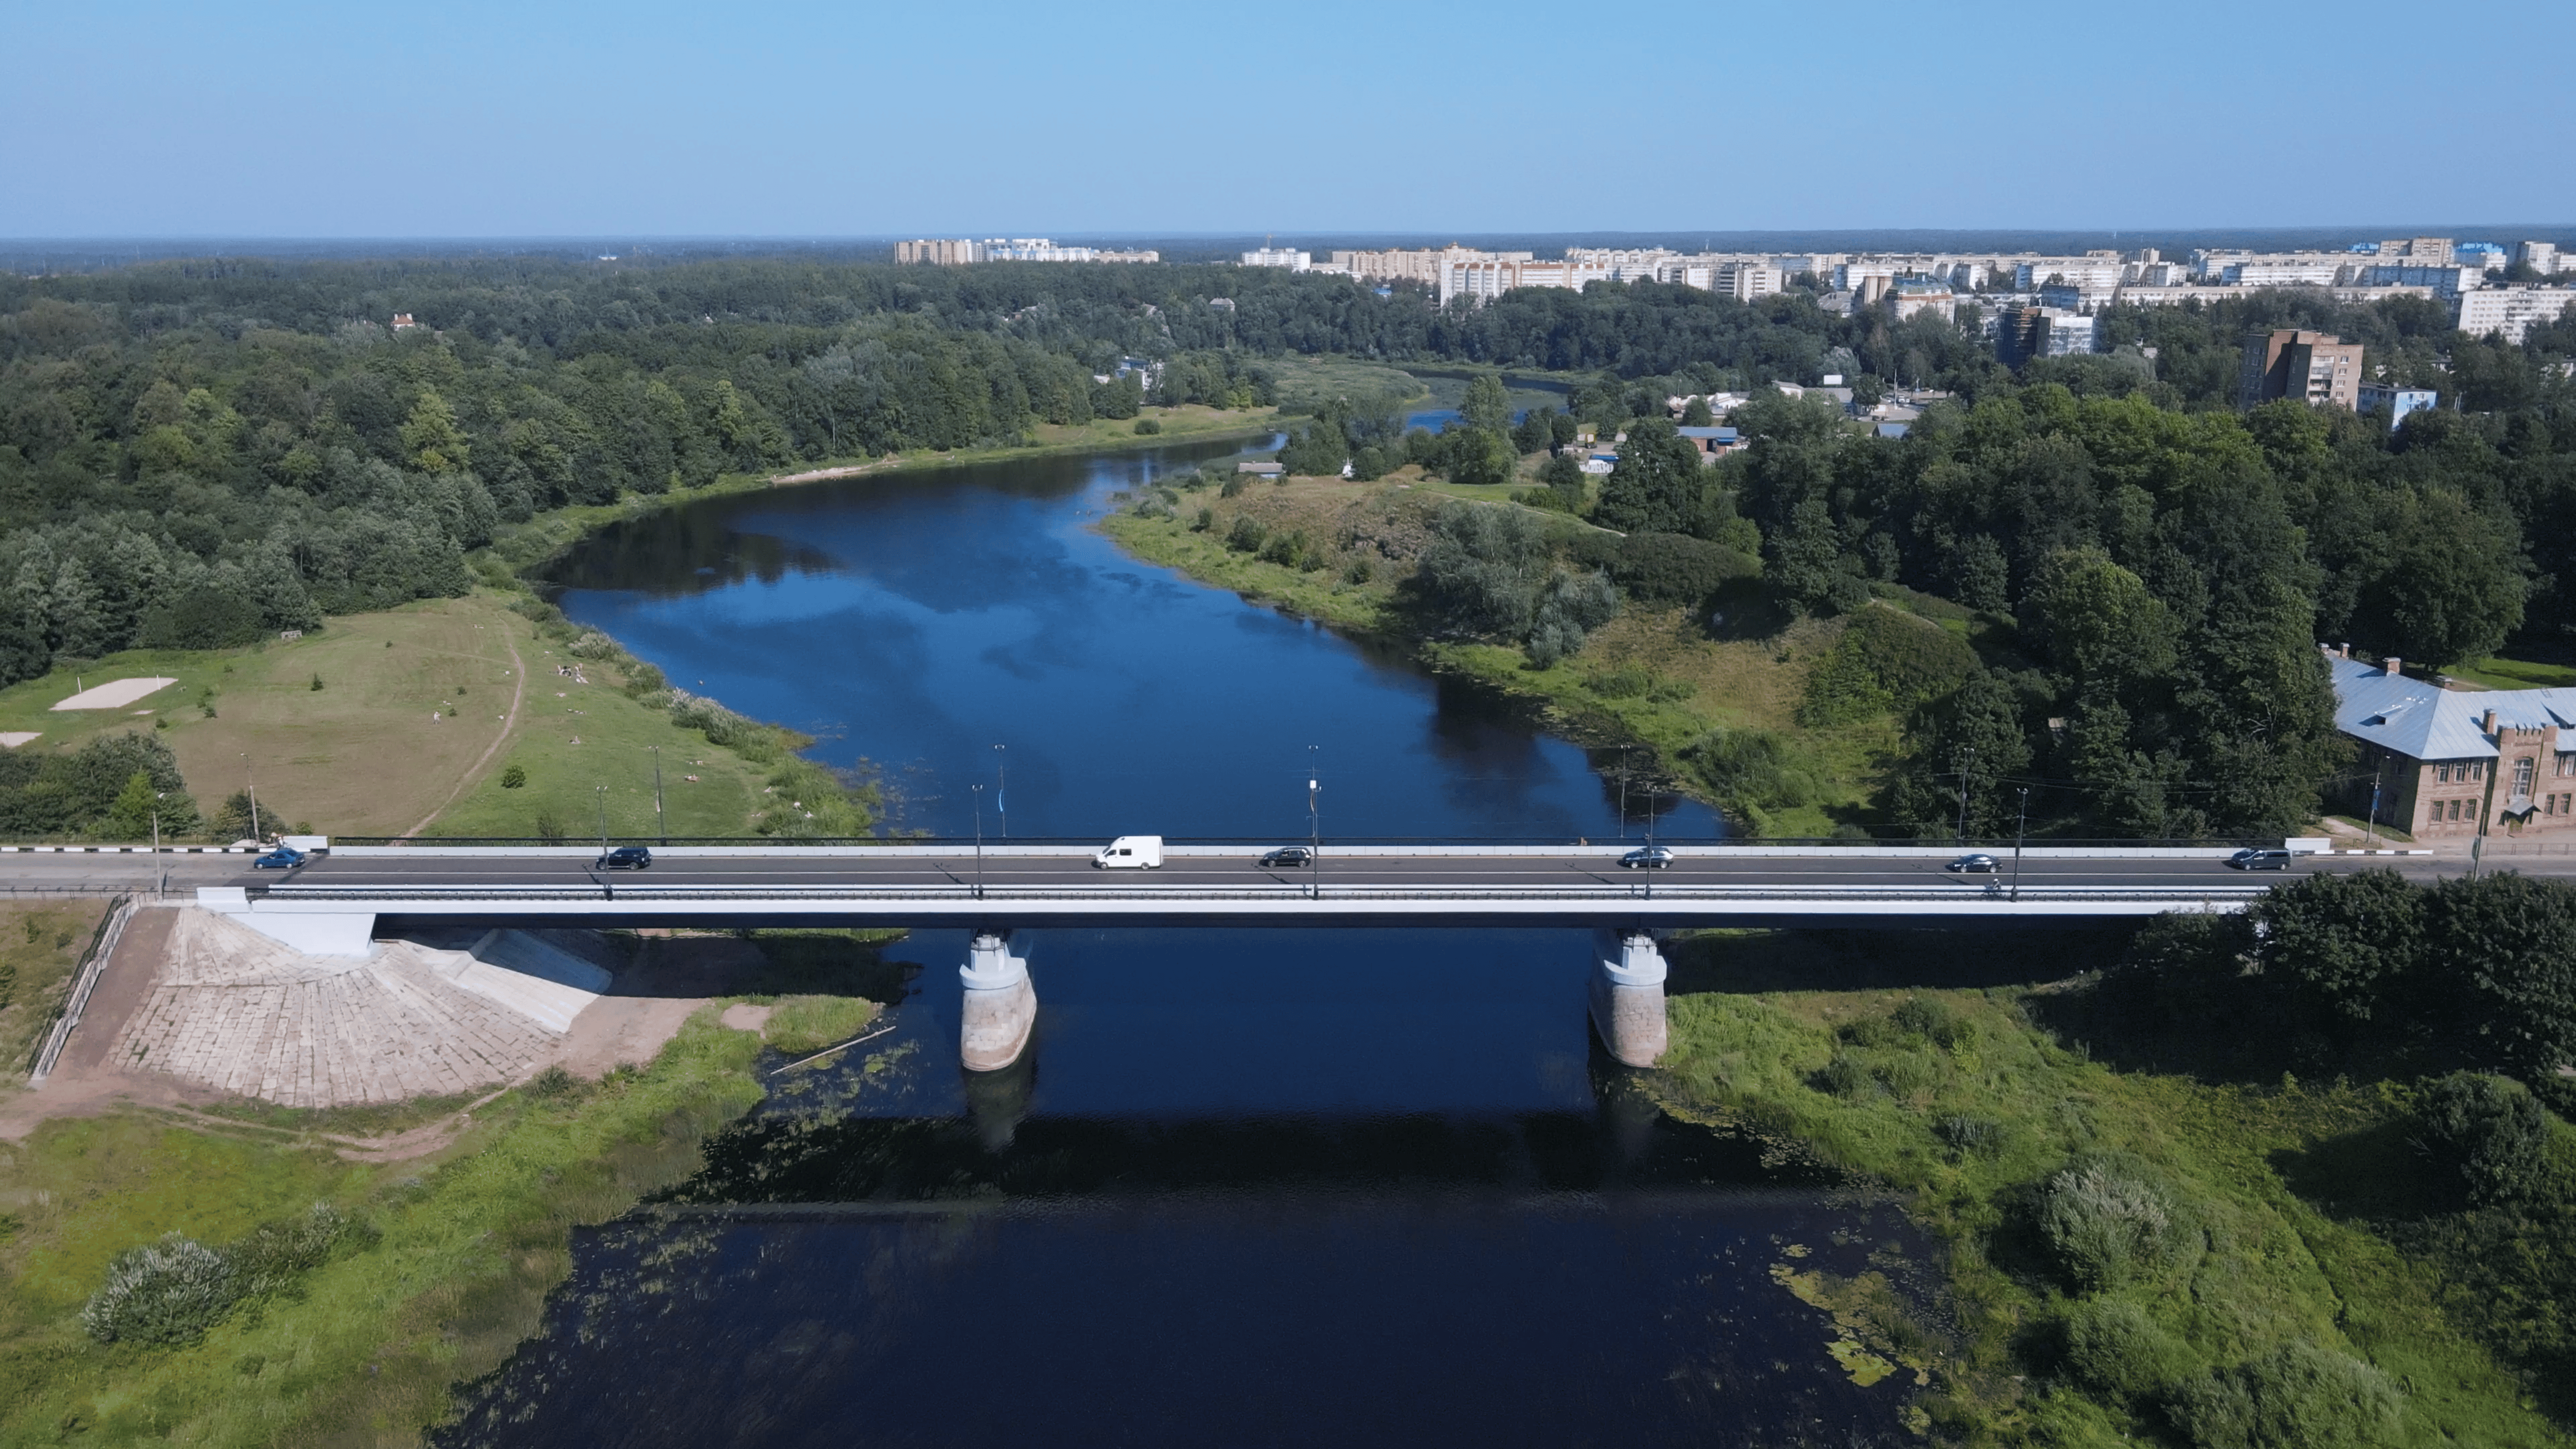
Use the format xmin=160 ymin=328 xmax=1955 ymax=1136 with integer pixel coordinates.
xmin=0 ymin=263 xmax=1280 ymax=686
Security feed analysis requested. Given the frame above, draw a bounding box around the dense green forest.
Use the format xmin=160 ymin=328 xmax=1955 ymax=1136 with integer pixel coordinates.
xmin=4 ymin=256 xmax=2573 ymax=838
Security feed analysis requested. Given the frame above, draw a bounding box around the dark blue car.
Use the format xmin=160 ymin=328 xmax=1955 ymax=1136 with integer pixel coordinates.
xmin=252 ymin=846 xmax=306 ymax=870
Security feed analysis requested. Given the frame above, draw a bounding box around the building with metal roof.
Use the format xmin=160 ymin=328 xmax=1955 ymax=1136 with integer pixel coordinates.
xmin=2328 ymin=653 xmax=2576 ymax=840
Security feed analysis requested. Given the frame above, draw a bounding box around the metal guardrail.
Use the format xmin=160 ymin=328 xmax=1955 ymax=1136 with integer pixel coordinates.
xmin=28 ymin=894 xmax=133 ymax=1084
xmin=252 ymin=884 xmax=2270 ymax=905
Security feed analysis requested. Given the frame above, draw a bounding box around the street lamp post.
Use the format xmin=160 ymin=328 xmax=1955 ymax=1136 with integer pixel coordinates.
xmin=1307 ymin=744 xmax=1321 ymax=901
xmin=971 ymin=784 xmax=985 ymax=900
xmin=595 ymin=785 xmax=608 ymax=858
xmin=240 ymin=753 xmax=261 ymax=843
xmin=1955 ymin=746 xmax=1976 ymax=844
xmin=2366 ymin=758 xmax=2384 ymax=849
xmin=1618 ymin=749 xmax=1630 ymax=839
xmin=650 ymin=746 xmax=666 ymax=845
xmin=993 ymin=745 xmax=1007 ymax=840
xmin=2011 ymin=787 xmax=2030 ymax=902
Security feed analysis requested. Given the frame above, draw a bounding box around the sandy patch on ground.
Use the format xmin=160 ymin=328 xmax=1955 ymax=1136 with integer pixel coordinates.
xmin=720 ymin=1003 xmax=774 ymax=1033
xmin=0 ymin=732 xmax=38 ymax=748
xmin=51 ymin=677 xmax=177 ymax=710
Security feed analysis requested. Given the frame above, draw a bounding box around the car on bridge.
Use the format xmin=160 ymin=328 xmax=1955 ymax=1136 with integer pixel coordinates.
xmin=2225 ymin=848 xmax=2292 ymax=871
xmin=1260 ymin=845 xmax=1314 ymax=868
xmin=252 ymin=845 xmax=306 ymax=870
xmin=1093 ymin=835 xmax=1164 ymax=869
xmin=1619 ymin=845 xmax=1675 ymax=869
xmin=1945 ymin=853 xmax=2000 ymax=873
xmin=596 ymin=845 xmax=653 ymax=870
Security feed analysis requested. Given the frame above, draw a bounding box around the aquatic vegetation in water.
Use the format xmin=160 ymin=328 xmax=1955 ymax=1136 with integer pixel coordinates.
xmin=1767 ymin=1249 xmax=1942 ymax=1391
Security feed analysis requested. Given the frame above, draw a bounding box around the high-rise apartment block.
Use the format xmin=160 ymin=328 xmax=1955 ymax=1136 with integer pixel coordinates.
xmin=2239 ymin=330 xmax=2363 ymax=410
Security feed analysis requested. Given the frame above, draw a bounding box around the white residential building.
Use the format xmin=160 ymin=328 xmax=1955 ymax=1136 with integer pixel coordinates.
xmin=2518 ymin=241 xmax=2563 ymax=275
xmin=1242 ymin=248 xmax=1311 ymax=271
xmin=1327 ymin=247 xmax=1534 ymax=287
xmin=2457 ymin=288 xmax=2576 ymax=344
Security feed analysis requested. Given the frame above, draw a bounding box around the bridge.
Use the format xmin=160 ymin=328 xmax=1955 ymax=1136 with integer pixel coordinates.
xmin=3 ymin=839 xmax=2460 ymax=1075
xmin=143 ymin=841 xmax=2347 ymax=1074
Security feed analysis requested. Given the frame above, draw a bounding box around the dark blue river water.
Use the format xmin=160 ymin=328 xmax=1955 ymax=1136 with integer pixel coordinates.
xmin=548 ymin=437 xmax=1719 ymax=842
xmin=450 ymin=441 xmax=1931 ymax=1447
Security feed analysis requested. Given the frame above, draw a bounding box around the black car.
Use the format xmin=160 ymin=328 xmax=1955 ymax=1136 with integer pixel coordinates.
xmin=1620 ymin=845 xmax=1675 ymax=869
xmin=2226 ymin=848 xmax=2291 ymax=871
xmin=596 ymin=845 xmax=653 ymax=870
xmin=1260 ymin=845 xmax=1315 ymax=868
xmin=1945 ymin=853 xmax=2000 ymax=873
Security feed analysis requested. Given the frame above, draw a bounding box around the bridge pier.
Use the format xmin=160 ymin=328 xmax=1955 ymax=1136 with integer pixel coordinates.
xmin=1590 ymin=929 xmax=1668 ymax=1068
xmin=959 ymin=931 xmax=1035 ymax=1073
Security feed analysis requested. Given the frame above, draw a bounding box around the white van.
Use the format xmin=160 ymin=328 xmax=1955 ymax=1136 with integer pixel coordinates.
xmin=1093 ymin=835 xmax=1164 ymax=869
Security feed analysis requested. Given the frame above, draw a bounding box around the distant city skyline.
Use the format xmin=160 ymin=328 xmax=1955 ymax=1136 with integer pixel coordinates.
xmin=3 ymin=0 xmax=2568 ymax=238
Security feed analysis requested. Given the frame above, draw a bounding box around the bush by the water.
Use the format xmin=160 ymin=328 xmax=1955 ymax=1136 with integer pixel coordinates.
xmin=2039 ymin=1161 xmax=2185 ymax=1292
xmin=2416 ymin=1071 xmax=2551 ymax=1209
xmin=81 ymin=1203 xmax=366 ymax=1345
xmin=2063 ymin=1296 xmax=2193 ymax=1401
xmin=2166 ymin=1339 xmax=2402 ymax=1449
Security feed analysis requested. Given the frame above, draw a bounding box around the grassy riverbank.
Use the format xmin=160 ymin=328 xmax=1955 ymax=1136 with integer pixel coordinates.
xmin=1099 ymin=472 xmax=1897 ymax=835
xmin=0 ymin=932 xmax=912 ymax=1446
xmin=1652 ymin=930 xmax=2570 ymax=1447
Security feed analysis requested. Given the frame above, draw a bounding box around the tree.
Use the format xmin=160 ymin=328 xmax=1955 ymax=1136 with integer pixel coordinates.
xmin=398 ymin=388 xmax=470 ymax=473
xmin=1510 ymin=405 xmax=1558 ymax=456
xmin=1594 ymin=419 xmax=1707 ymax=535
xmin=1888 ymin=672 xmax=2032 ymax=837
xmin=2350 ymin=489 xmax=2528 ymax=669
xmin=1681 ymin=396 xmax=1715 ymax=427
xmin=104 ymin=771 xmax=160 ymax=841
xmin=2254 ymin=868 xmax=2424 ymax=1027
xmin=2428 ymin=873 xmax=2576 ymax=1079
xmin=1460 ymin=373 xmax=1512 ymax=434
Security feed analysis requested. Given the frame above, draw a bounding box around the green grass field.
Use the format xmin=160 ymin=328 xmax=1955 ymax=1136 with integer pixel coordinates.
xmin=0 ymin=902 xmax=110 ymax=1082
xmin=1652 ymin=931 xmax=2569 ymax=1446
xmin=2446 ymin=655 xmax=2576 ymax=691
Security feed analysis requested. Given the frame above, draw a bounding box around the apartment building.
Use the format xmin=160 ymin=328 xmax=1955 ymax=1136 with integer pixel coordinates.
xmin=2330 ymin=653 xmax=2576 ymax=839
xmin=2239 ymin=330 xmax=2363 ymax=410
xmin=2357 ymin=382 xmax=2441 ymax=430
xmin=1996 ymin=305 xmax=2097 ymax=365
xmin=2518 ymin=241 xmax=2562 ymax=275
xmin=895 ymin=239 xmax=1157 ymax=265
xmin=1326 ymin=247 xmax=1534 ymax=287
xmin=1242 ymin=249 xmax=1311 ymax=271
xmin=2457 ymin=288 xmax=2576 ymax=345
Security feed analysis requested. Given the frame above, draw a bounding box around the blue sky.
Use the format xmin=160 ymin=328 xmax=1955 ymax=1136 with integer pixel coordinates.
xmin=3 ymin=0 xmax=2566 ymax=237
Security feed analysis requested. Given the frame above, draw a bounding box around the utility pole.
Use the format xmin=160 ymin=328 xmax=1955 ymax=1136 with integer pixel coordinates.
xmin=993 ymin=744 xmax=1007 ymax=839
xmin=2366 ymin=758 xmax=2384 ymax=849
xmin=1308 ymin=744 xmax=1321 ymax=901
xmin=971 ymin=784 xmax=985 ymax=900
xmin=1618 ymin=749 xmax=1630 ymax=839
xmin=240 ymin=753 xmax=261 ymax=843
xmin=595 ymin=785 xmax=608 ymax=858
xmin=650 ymin=745 xmax=666 ymax=845
xmin=2011 ymin=787 xmax=2030 ymax=902
xmin=1955 ymin=747 xmax=1975 ymax=844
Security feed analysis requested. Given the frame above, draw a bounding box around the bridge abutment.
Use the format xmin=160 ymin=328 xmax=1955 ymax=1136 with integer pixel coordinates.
xmin=959 ymin=931 xmax=1035 ymax=1073
xmin=1590 ymin=929 xmax=1668 ymax=1068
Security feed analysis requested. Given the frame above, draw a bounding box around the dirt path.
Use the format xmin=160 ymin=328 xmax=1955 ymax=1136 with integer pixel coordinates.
xmin=398 ymin=624 xmax=528 ymax=839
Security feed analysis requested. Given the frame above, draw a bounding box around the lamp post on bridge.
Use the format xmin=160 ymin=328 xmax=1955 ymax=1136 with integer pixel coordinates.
xmin=650 ymin=745 xmax=666 ymax=845
xmin=1307 ymin=744 xmax=1321 ymax=902
xmin=993 ymin=744 xmax=1007 ymax=840
xmin=971 ymin=784 xmax=985 ymax=900
xmin=1955 ymin=746 xmax=1975 ymax=845
xmin=2011 ymin=786 xmax=2029 ymax=902
xmin=595 ymin=785 xmax=608 ymax=857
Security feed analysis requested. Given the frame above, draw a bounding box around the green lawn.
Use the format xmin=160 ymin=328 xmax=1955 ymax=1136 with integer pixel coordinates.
xmin=2446 ymin=655 xmax=2576 ymax=690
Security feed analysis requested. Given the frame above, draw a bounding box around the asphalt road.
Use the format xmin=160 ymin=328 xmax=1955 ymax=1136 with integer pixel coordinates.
xmin=0 ymin=846 xmax=2550 ymax=900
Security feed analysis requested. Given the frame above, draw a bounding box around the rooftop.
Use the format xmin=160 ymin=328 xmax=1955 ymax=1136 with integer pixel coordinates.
xmin=2329 ymin=655 xmax=2576 ymax=760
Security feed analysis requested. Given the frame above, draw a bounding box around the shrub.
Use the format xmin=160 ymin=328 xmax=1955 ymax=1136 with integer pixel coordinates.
xmin=1225 ymin=515 xmax=1267 ymax=553
xmin=2039 ymin=1161 xmax=2184 ymax=1292
xmin=1342 ymin=556 xmax=1374 ymax=585
xmin=1609 ymin=531 xmax=1758 ymax=606
xmin=2416 ymin=1071 xmax=2550 ymax=1208
xmin=1220 ymin=475 xmax=1248 ymax=499
xmin=1815 ymin=1053 xmax=1877 ymax=1098
xmin=2166 ymin=1339 xmax=2402 ymax=1449
xmin=1133 ymin=418 xmax=1161 ymax=435
xmin=309 ymin=673 xmax=325 ymax=691
xmin=1892 ymin=995 xmax=1973 ymax=1050
xmin=2064 ymin=1297 xmax=2193 ymax=1401
xmin=1936 ymin=1114 xmax=2005 ymax=1157
xmin=1192 ymin=507 xmax=1214 ymax=532
xmin=500 ymin=764 xmax=527 ymax=789
xmin=534 ymin=811 xmax=567 ymax=844
xmin=82 ymin=1205 xmax=365 ymax=1345
xmin=82 ymin=1234 xmax=235 ymax=1344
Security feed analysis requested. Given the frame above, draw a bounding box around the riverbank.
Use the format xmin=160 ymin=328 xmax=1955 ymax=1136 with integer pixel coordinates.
xmin=1098 ymin=472 xmax=1891 ymax=837
xmin=484 ymin=404 xmax=1283 ymax=583
xmin=0 ymin=931 xmax=908 ymax=1445
xmin=1650 ymin=929 xmax=2570 ymax=1446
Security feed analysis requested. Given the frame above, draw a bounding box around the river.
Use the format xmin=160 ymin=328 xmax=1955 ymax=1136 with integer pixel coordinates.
xmin=439 ymin=438 xmax=1933 ymax=1446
